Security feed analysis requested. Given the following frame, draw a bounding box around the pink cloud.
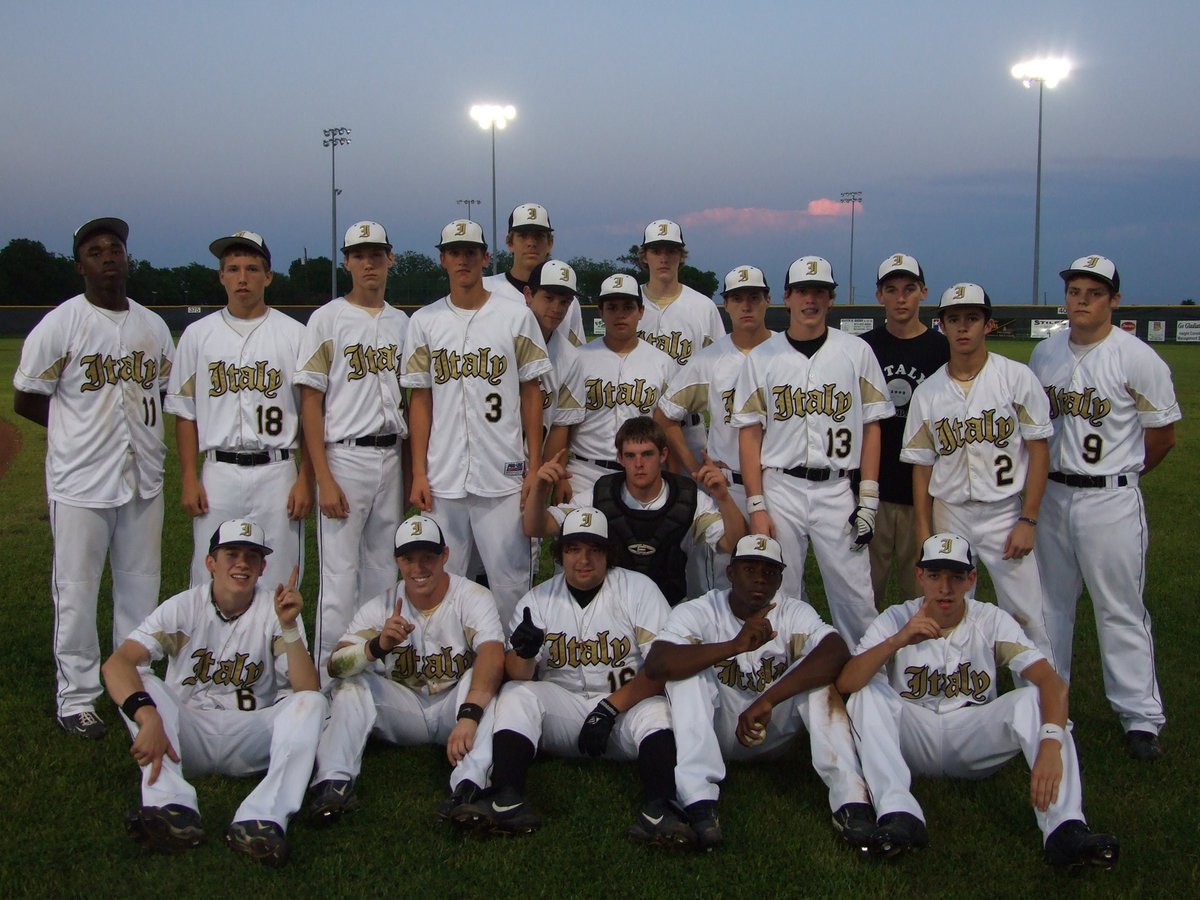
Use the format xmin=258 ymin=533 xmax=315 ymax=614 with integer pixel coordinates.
xmin=677 ymin=201 xmax=853 ymax=235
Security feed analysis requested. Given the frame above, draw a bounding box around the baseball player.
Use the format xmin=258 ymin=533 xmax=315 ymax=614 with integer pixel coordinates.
xmin=166 ymin=230 xmax=312 ymax=589
xmin=566 ymin=273 xmax=675 ymax=494
xmin=482 ymin=202 xmax=585 ymax=346
xmin=13 ymin=217 xmax=174 ymax=739
xmin=900 ymin=283 xmax=1055 ymax=666
xmin=296 ymin=221 xmax=409 ymax=669
xmin=637 ymin=219 xmax=727 ymax=462
xmin=861 ymin=254 xmax=949 ymax=606
xmin=733 ymin=256 xmax=894 ymax=644
xmin=642 ymin=534 xmax=875 ymax=850
xmin=526 ymin=416 xmax=746 ymax=604
xmin=452 ymin=508 xmax=691 ymax=845
xmin=836 ymin=533 xmax=1119 ymax=868
xmin=1030 ymin=255 xmax=1180 ymax=760
xmin=101 ymin=519 xmax=327 ymax=868
xmin=402 ymin=219 xmax=552 ymax=628
xmin=308 ymin=514 xmax=505 ymax=825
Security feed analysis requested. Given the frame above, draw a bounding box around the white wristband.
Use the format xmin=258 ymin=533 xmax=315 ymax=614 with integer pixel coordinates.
xmin=1039 ymin=723 xmax=1065 ymax=745
xmin=281 ymin=625 xmax=302 ymax=644
xmin=746 ymin=494 xmax=767 ymax=514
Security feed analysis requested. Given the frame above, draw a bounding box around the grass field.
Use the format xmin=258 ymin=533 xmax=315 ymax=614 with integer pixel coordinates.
xmin=1 ymin=336 xmax=1196 ymax=899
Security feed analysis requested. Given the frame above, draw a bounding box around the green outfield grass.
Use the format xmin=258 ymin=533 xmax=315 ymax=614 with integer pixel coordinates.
xmin=1 ymin=337 xmax=1196 ymax=898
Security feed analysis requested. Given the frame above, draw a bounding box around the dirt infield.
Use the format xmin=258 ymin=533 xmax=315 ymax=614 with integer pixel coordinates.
xmin=0 ymin=419 xmax=17 ymax=481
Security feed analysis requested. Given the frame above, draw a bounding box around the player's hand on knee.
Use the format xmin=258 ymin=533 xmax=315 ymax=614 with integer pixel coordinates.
xmin=578 ymin=698 xmax=619 ymax=757
xmin=1002 ymin=520 xmax=1036 ymax=560
xmin=732 ymin=603 xmax=776 ymax=653
xmin=1030 ymin=744 xmax=1064 ymax=812
xmin=288 ymin=477 xmax=314 ymax=521
xmin=318 ymin=476 xmax=350 ymax=518
xmin=736 ymin=698 xmax=773 ymax=747
xmin=130 ymin=710 xmax=178 ymax=785
xmin=749 ymin=509 xmax=776 ymax=540
xmin=510 ymin=607 xmax=545 ymax=659
xmin=446 ymin=719 xmax=478 ymax=765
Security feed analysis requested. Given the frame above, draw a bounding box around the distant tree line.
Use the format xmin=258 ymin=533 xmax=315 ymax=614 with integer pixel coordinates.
xmin=0 ymin=238 xmax=719 ymax=307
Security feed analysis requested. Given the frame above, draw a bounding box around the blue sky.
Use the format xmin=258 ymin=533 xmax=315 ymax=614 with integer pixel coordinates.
xmin=3 ymin=1 xmax=1198 ymax=305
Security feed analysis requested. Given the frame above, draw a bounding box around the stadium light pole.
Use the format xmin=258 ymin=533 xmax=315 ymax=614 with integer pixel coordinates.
xmin=457 ymin=199 xmax=482 ymax=221
xmin=322 ymin=127 xmax=351 ymax=300
xmin=469 ymin=104 xmax=516 ymax=274
xmin=1012 ymin=58 xmax=1070 ymax=306
xmin=840 ymin=191 xmax=862 ymax=304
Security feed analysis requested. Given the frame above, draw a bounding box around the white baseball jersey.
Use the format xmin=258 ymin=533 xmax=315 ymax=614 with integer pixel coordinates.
xmin=658 ymin=590 xmax=837 ymax=698
xmin=165 ymin=308 xmax=306 ymax=452
xmin=294 ymin=298 xmax=409 ymax=442
xmin=900 ymin=353 xmax=1053 ymax=504
xmin=129 ymin=584 xmax=302 ymax=712
xmin=658 ymin=334 xmax=751 ymax=472
xmin=341 ymin=574 xmax=505 ymax=696
xmin=570 ymin=339 xmax=674 ymax=463
xmin=13 ymin=294 xmax=174 ymax=507
xmin=402 ymin=297 xmax=551 ymax=498
xmin=638 ymin=284 xmax=725 ymax=367
xmin=550 ymin=482 xmax=725 ymax=553
xmin=512 ymin=568 xmax=670 ymax=699
xmin=731 ymin=329 xmax=893 ymax=471
xmin=1029 ymin=327 xmax=1181 ymax=476
xmin=855 ymin=597 xmax=1044 ymax=714
xmin=543 ymin=329 xmax=586 ymax=430
xmin=482 ymin=272 xmax=586 ymax=347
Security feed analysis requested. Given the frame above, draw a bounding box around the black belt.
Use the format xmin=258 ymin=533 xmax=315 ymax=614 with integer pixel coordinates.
xmin=574 ymin=454 xmax=623 ymax=472
xmin=684 ymin=413 xmax=703 ymax=427
xmin=731 ymin=472 xmax=744 ymax=486
xmin=342 ymin=434 xmax=398 ymax=447
xmin=781 ymin=464 xmax=850 ymax=482
xmin=1049 ymin=471 xmax=1129 ymax=489
xmin=214 ymin=449 xmax=291 ymax=467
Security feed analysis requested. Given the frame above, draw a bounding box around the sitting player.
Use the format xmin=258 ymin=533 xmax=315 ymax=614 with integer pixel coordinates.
xmin=307 ymin=515 xmax=504 ymax=824
xmin=101 ymin=519 xmax=326 ymax=868
xmin=643 ymin=534 xmax=875 ymax=850
xmin=835 ymin=533 xmax=1119 ymax=868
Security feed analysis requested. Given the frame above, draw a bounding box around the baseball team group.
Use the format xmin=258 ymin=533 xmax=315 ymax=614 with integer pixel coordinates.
xmin=11 ymin=206 xmax=1179 ymax=870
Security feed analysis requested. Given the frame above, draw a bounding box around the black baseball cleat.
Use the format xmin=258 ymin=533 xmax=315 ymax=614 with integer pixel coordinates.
xmin=1124 ymin=730 xmax=1164 ymax=761
xmin=225 ymin=819 xmax=290 ymax=867
xmin=58 ymin=711 xmax=106 ymax=740
xmin=831 ymin=802 xmax=877 ymax=852
xmin=125 ymin=804 xmax=204 ymax=852
xmin=870 ymin=811 xmax=929 ymax=858
xmin=626 ymin=800 xmax=696 ymax=848
xmin=308 ymin=778 xmax=359 ymax=827
xmin=457 ymin=789 xmax=543 ymax=835
xmin=436 ymin=780 xmax=482 ymax=823
xmin=684 ymin=800 xmax=722 ymax=851
xmin=1044 ymin=820 xmax=1119 ymax=869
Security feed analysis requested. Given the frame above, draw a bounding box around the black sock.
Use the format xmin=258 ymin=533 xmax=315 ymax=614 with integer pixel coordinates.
xmin=637 ymin=729 xmax=677 ymax=805
xmin=490 ymin=730 xmax=537 ymax=796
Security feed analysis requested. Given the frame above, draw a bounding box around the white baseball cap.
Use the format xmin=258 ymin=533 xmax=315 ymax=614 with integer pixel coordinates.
xmin=877 ymin=253 xmax=925 ymax=285
xmin=721 ymin=265 xmax=769 ymax=297
xmin=208 ymin=518 xmax=273 ymax=556
xmin=529 ymin=259 xmax=582 ymax=297
xmin=343 ymin=221 xmax=392 ymax=252
xmin=209 ymin=231 xmax=271 ymax=267
xmin=508 ymin=203 xmax=552 ymax=233
xmin=394 ymin=515 xmax=447 ymax=555
xmin=642 ymin=219 xmax=685 ymax=248
xmin=561 ymin=507 xmax=610 ymax=545
xmin=731 ymin=534 xmax=787 ymax=568
xmin=939 ymin=282 xmax=992 ymax=313
xmin=599 ymin=273 xmax=643 ymax=303
xmin=785 ymin=256 xmax=837 ymax=290
xmin=436 ymin=219 xmax=488 ymax=250
xmin=73 ymin=217 xmax=128 ymax=258
xmin=918 ymin=533 xmax=975 ymax=572
xmin=1060 ymin=254 xmax=1120 ymax=292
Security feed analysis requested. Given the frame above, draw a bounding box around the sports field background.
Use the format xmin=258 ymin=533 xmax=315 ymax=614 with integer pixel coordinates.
xmin=1 ymin=336 xmax=1195 ymax=898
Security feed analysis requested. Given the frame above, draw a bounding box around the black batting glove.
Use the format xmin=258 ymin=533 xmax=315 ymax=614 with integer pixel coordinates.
xmin=510 ymin=607 xmax=545 ymax=659
xmin=578 ymin=699 xmax=619 ymax=757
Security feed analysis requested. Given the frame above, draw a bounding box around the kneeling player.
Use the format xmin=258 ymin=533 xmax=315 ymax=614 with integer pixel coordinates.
xmin=835 ymin=533 xmax=1119 ymax=868
xmin=644 ymin=535 xmax=875 ymax=850
xmin=308 ymin=515 xmax=505 ymax=825
xmin=101 ymin=520 xmax=326 ymax=868
xmin=452 ymin=508 xmax=688 ymax=845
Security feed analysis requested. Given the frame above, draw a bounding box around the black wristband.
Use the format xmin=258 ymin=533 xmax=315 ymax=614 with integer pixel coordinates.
xmin=457 ymin=702 xmax=484 ymax=723
xmin=121 ymin=691 xmax=156 ymax=720
xmin=367 ymin=636 xmax=387 ymax=660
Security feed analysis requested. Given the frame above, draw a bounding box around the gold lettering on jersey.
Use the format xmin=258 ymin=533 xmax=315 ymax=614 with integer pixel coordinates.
xmin=180 ymin=649 xmax=264 ymax=690
xmin=1045 ymin=386 xmax=1111 ymax=426
xmin=715 ymin=655 xmax=786 ymax=693
xmin=430 ymin=348 xmax=508 ymax=385
xmin=344 ymin=343 xmax=401 ymax=381
xmin=721 ymin=388 xmax=736 ymax=423
xmin=769 ymin=384 xmax=853 ymax=422
xmin=932 ymin=410 xmax=1015 ymax=454
xmin=584 ymin=377 xmax=658 ymax=413
xmin=900 ymin=663 xmax=990 ymax=702
xmin=544 ymin=630 xmax=631 ymax=669
xmin=638 ymin=329 xmax=693 ymax=363
xmin=79 ymin=351 xmax=158 ymax=392
xmin=389 ymin=644 xmax=475 ymax=687
xmin=207 ymin=361 xmax=284 ymax=399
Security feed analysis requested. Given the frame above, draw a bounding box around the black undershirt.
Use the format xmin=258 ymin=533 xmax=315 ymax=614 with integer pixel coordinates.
xmin=505 ymin=271 xmax=529 ymax=293
xmin=567 ymin=583 xmax=602 ymax=608
xmin=786 ymin=330 xmax=828 ymax=357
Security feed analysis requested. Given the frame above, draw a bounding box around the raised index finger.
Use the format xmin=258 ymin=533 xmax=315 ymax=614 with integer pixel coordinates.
xmin=287 ymin=565 xmax=299 ymax=591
